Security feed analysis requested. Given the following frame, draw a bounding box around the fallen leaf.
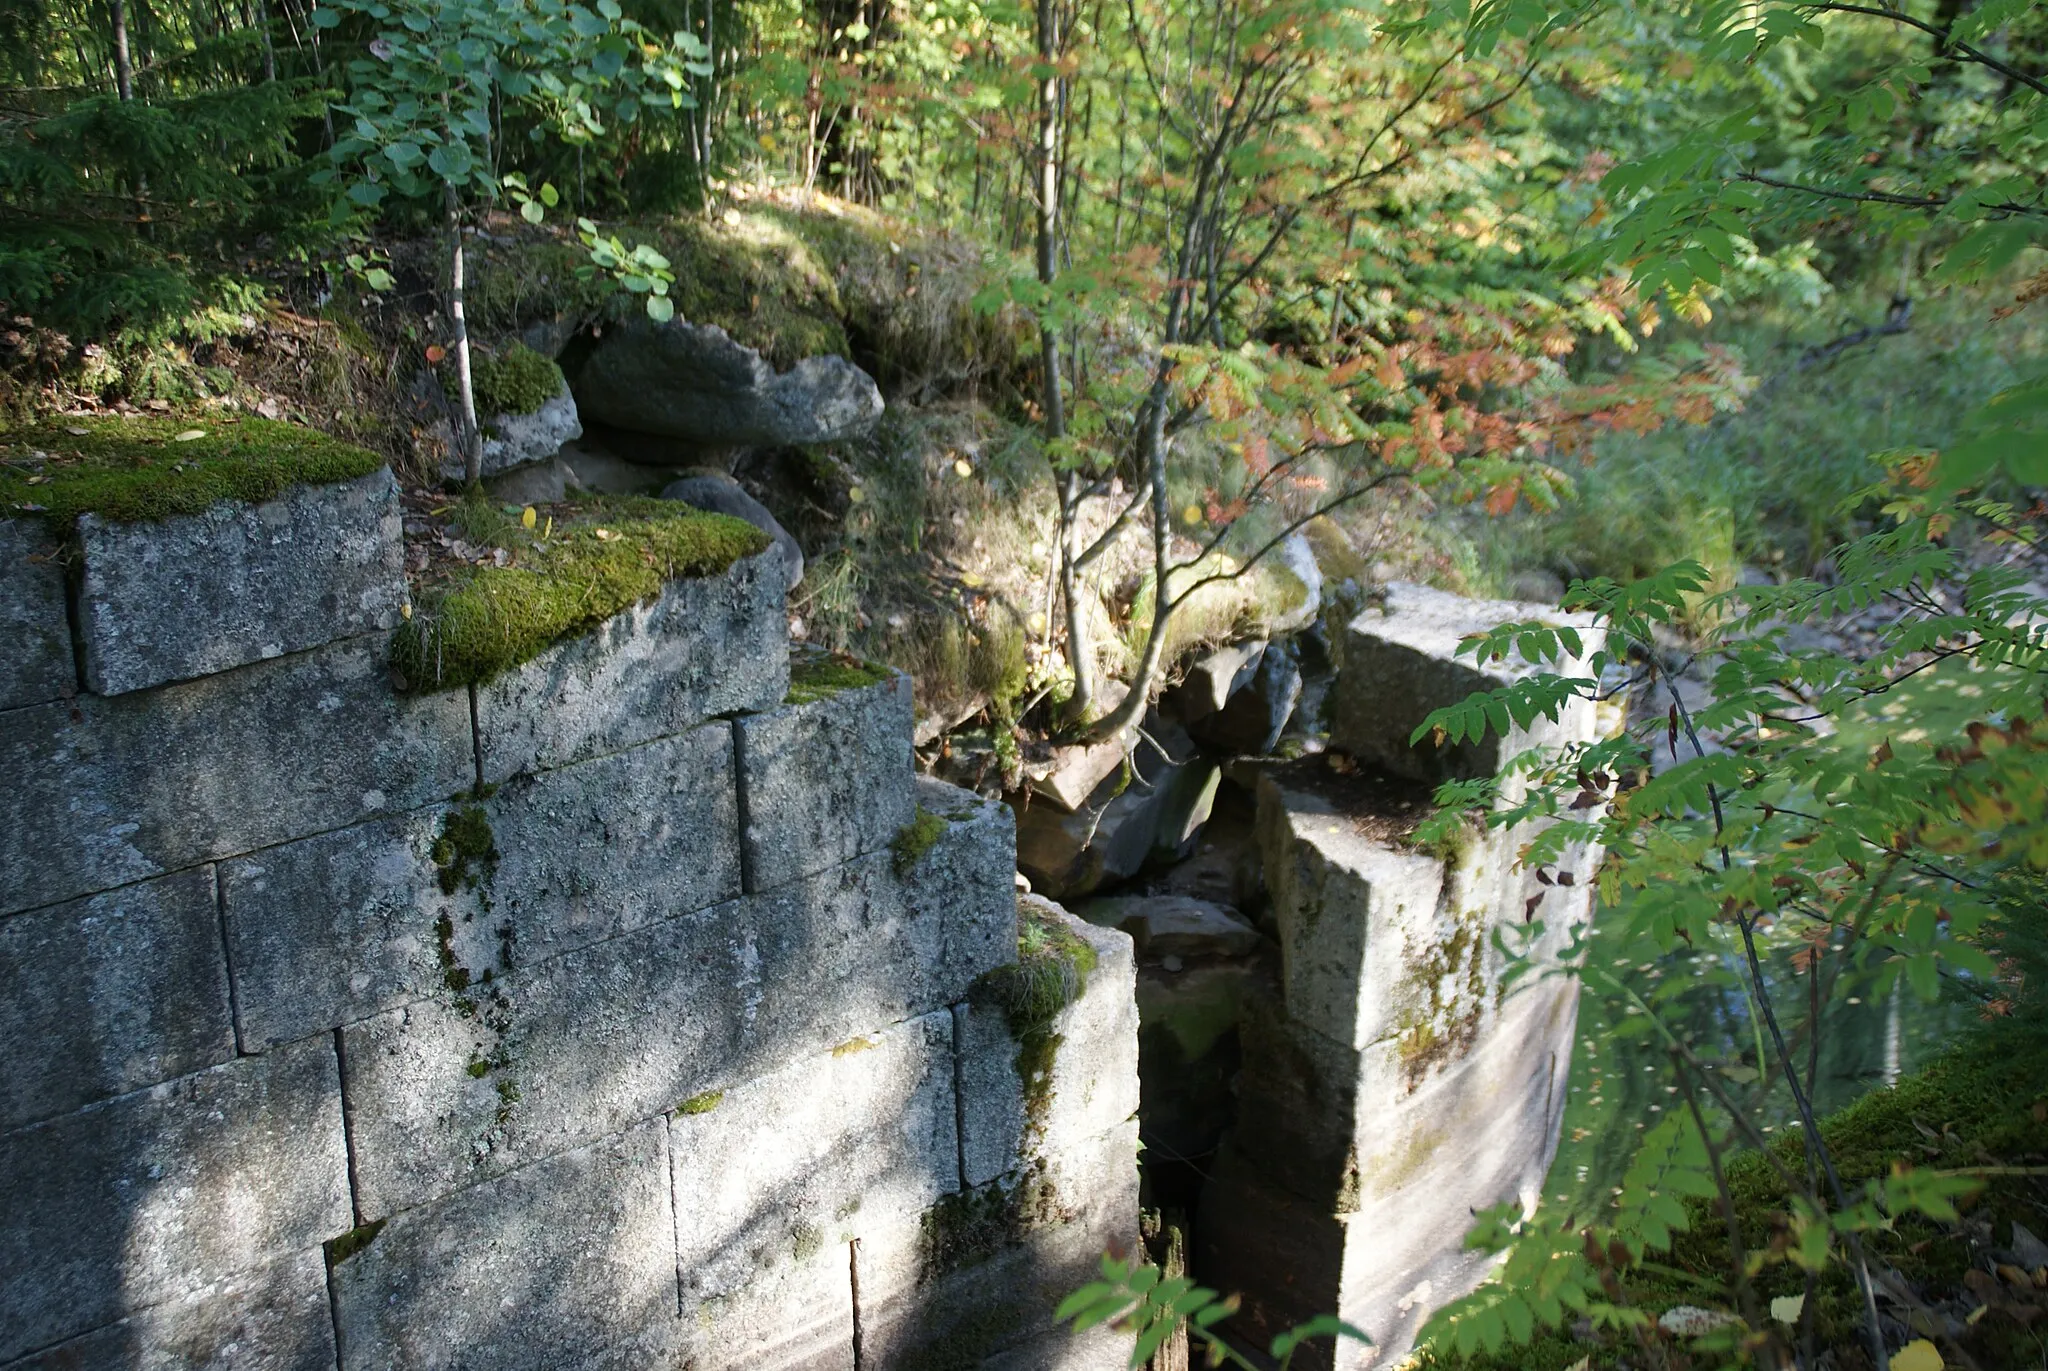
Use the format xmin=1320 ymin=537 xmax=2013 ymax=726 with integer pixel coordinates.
xmin=847 ymin=486 xmax=866 ymax=504
xmin=953 ymin=458 xmax=973 ymax=477
xmin=520 ymin=506 xmax=537 ymax=530
xmin=425 ymin=345 xmax=447 ymax=364
xmin=1892 ymin=1339 xmax=1943 ymax=1371
xmin=593 ymin=528 xmax=616 ymax=541
xmin=173 ymin=429 xmax=207 ymax=442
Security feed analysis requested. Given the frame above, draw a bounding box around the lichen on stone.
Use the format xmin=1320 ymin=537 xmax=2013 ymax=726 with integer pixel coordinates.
xmin=391 ymin=499 xmax=769 ymax=691
xmin=1391 ymin=907 xmax=1489 ymax=1090
xmin=675 ymin=1089 xmax=724 ymax=1116
xmin=446 ymin=342 xmax=565 ymax=418
xmin=890 ymin=806 xmax=948 ymax=875
xmin=0 ymin=416 xmax=385 ymax=529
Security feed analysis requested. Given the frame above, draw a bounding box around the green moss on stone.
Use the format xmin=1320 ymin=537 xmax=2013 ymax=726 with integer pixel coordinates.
xmin=792 ymin=1223 xmax=826 ymax=1262
xmin=676 ymin=1089 xmax=724 ymax=1116
xmin=446 ymin=342 xmax=565 ymax=418
xmin=323 ymin=1218 xmax=388 ymax=1269
xmin=0 ymin=416 xmax=385 ymax=529
xmin=432 ymin=806 xmax=499 ymax=896
xmin=787 ymin=652 xmax=892 ymax=706
xmin=972 ymin=900 xmax=1100 ymax=1145
xmin=392 ymin=501 xmax=770 ymax=691
xmin=891 ymin=806 xmax=948 ymax=875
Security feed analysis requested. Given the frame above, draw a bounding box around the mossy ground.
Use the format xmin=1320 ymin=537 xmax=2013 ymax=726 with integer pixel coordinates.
xmin=1416 ymin=1017 xmax=2048 ymax=1371
xmin=392 ymin=495 xmax=769 ymax=691
xmin=0 ymin=415 xmax=385 ymax=527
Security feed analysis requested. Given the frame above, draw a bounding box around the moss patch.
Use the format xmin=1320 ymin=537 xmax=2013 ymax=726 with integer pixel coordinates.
xmin=392 ymin=498 xmax=769 ymax=691
xmin=323 ymin=1219 xmax=388 ymax=1269
xmin=675 ymin=1089 xmax=724 ymax=1116
xmin=0 ymin=416 xmax=385 ymax=529
xmin=788 ymin=651 xmax=892 ymax=706
xmin=891 ymin=806 xmax=949 ymax=875
xmin=973 ymin=900 xmax=1101 ymax=1144
xmin=448 ymin=342 xmax=564 ymax=418
xmin=432 ymin=806 xmax=499 ymax=896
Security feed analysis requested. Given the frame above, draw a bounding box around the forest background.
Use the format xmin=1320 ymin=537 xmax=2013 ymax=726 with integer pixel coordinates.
xmin=3 ymin=0 xmax=2047 ymax=1367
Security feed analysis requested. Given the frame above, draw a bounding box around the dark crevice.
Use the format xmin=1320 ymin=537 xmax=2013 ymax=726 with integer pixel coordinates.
xmin=466 ymin=684 xmax=485 ymax=792
xmin=212 ymin=864 xmax=247 ymax=1055
xmin=848 ymin=1237 xmax=866 ymax=1371
xmin=731 ymin=717 xmax=758 ymax=894
xmin=333 ymin=1028 xmax=366 ymax=1228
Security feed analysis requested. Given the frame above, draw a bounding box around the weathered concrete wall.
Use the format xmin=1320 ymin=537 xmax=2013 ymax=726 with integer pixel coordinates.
xmin=0 ymin=474 xmax=1138 ymax=1371
xmin=1198 ymin=585 xmax=1607 ymax=1369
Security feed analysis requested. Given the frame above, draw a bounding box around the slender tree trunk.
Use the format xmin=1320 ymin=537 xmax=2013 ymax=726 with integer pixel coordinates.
xmin=255 ymin=0 xmax=277 ymax=81
xmin=109 ymin=0 xmax=134 ymax=99
xmin=444 ymin=181 xmax=483 ymax=488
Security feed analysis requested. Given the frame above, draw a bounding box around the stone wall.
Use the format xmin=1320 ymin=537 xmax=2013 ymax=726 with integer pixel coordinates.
xmin=0 ymin=467 xmax=1138 ymax=1370
xmin=1196 ymin=583 xmax=1611 ymax=1369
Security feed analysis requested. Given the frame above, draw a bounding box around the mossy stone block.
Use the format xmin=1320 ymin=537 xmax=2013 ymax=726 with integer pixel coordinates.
xmin=78 ymin=466 xmax=403 ymax=697
xmin=666 ymin=1012 xmax=957 ymax=1371
xmin=0 ymin=517 xmax=72 ymax=710
xmin=475 ymin=545 xmax=788 ymax=782
xmin=222 ymin=723 xmax=741 ymax=1049
xmin=897 ymin=778 xmax=1019 ymax=1003
xmin=4 ymin=1250 xmax=336 ymax=1371
xmin=0 ymin=866 xmax=233 ymax=1131
xmin=0 ymin=635 xmax=473 ymax=919
xmin=0 ymin=1035 xmax=350 ymax=1363
xmin=330 ymin=1119 xmax=677 ymax=1371
xmin=954 ymin=905 xmax=1137 ymax=1190
xmin=735 ymin=656 xmax=913 ymax=893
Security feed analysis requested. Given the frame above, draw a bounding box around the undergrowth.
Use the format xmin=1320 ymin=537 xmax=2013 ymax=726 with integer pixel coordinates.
xmin=1417 ymin=1015 xmax=2048 ymax=1371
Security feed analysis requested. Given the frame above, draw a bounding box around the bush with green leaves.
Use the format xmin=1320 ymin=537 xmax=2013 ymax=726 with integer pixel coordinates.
xmin=1405 ymin=486 xmax=2046 ymax=1368
xmin=315 ymin=0 xmax=704 ymax=480
xmin=1059 ymin=1254 xmax=1369 ymax=1369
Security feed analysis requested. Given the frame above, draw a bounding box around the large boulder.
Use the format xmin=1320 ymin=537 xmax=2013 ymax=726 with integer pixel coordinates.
xmin=660 ymin=473 xmax=805 ymax=593
xmin=1013 ymin=723 xmax=1220 ymax=900
xmin=574 ymin=318 xmax=883 ymax=451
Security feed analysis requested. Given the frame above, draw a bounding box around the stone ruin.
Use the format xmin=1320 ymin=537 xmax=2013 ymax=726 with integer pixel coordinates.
xmin=0 ymin=463 xmax=1136 ymax=1370
xmin=1 ymin=450 xmax=1608 ymax=1371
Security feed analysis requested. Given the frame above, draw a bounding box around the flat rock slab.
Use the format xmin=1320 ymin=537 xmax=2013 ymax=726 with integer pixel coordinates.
xmin=735 ymin=664 xmax=914 ymax=893
xmin=0 ymin=517 xmax=72 ymax=710
xmin=475 ymin=547 xmax=787 ymax=781
xmin=222 ymin=722 xmax=742 ymax=1049
xmin=0 ymin=634 xmax=474 ymax=919
xmin=1079 ymin=893 xmax=1261 ymax=961
xmin=77 ymin=467 xmax=404 ymax=697
xmin=574 ymin=319 xmax=883 ymax=449
xmin=1328 ymin=580 xmax=1601 ymax=785
xmin=0 ymin=865 xmax=234 ymax=1131
xmin=331 ymin=1119 xmax=676 ymax=1371
xmin=6 ymin=1250 xmax=336 ymax=1371
xmin=0 ymin=1036 xmax=350 ymax=1363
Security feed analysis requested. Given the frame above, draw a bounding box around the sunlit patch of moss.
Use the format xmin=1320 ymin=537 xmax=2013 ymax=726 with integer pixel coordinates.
xmin=432 ymin=806 xmax=498 ymax=896
xmin=675 ymin=1090 xmax=724 ymax=1116
xmin=891 ymin=806 xmax=948 ymax=875
xmin=973 ymin=900 xmax=1100 ymax=1142
xmin=392 ymin=501 xmax=768 ymax=691
xmin=787 ymin=652 xmax=891 ymax=706
xmin=0 ymin=416 xmax=384 ymax=528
